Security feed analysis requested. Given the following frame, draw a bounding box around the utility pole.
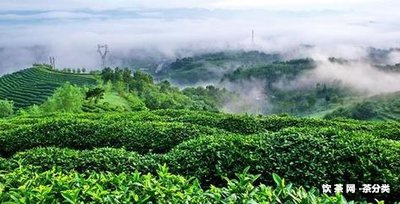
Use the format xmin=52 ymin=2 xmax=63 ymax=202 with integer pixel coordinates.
xmin=97 ymin=44 xmax=109 ymax=68
xmin=251 ymin=30 xmax=255 ymax=45
xmin=49 ymin=56 xmax=55 ymax=69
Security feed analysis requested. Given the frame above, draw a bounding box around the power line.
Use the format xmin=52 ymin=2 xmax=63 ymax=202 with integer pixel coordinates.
xmin=252 ymin=29 xmax=254 ymax=44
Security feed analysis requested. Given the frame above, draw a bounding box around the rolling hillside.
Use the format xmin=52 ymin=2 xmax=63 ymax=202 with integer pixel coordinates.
xmin=0 ymin=65 xmax=97 ymax=108
xmin=155 ymin=51 xmax=281 ymax=85
xmin=324 ymin=91 xmax=400 ymax=121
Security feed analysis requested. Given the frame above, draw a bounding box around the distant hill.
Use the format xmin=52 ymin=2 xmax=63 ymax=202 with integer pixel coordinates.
xmin=0 ymin=65 xmax=97 ymax=108
xmin=155 ymin=51 xmax=281 ymax=85
xmin=324 ymin=91 xmax=400 ymax=121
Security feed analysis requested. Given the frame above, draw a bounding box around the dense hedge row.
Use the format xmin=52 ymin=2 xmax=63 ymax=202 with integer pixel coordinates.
xmin=165 ymin=129 xmax=400 ymax=201
xmin=0 ymin=165 xmax=348 ymax=203
xmin=154 ymin=110 xmax=400 ymax=139
xmin=0 ymin=119 xmax=225 ymax=157
xmin=1 ymin=109 xmax=399 ymax=139
xmin=2 ymin=127 xmax=400 ymax=201
xmin=1 ymin=110 xmax=400 ymax=201
xmin=1 ymin=148 xmax=160 ymax=174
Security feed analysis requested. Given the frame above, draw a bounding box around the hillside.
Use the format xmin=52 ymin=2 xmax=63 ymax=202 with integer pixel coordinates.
xmin=0 ymin=65 xmax=399 ymax=202
xmin=220 ymin=58 xmax=358 ymax=115
xmin=0 ymin=65 xmax=97 ymax=108
xmin=324 ymin=91 xmax=400 ymax=121
xmin=155 ymin=51 xmax=281 ymax=85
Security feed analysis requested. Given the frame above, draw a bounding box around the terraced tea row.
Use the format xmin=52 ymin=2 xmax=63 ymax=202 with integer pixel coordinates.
xmin=0 ymin=66 xmax=96 ymax=108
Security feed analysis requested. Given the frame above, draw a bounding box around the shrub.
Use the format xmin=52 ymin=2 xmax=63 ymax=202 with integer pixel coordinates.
xmin=0 ymin=165 xmax=348 ymax=203
xmin=0 ymin=100 xmax=14 ymax=118
xmin=42 ymin=82 xmax=85 ymax=113
xmin=3 ymin=147 xmax=160 ymax=174
xmin=325 ymin=101 xmax=378 ymax=120
xmin=0 ymin=119 xmax=224 ymax=157
xmin=165 ymin=128 xmax=400 ymax=201
xmin=1 ymin=110 xmax=400 ymax=201
xmin=122 ymin=93 xmax=148 ymax=111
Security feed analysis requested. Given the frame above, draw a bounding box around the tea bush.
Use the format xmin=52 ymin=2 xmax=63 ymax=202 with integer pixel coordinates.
xmin=0 ymin=165 xmax=350 ymax=203
xmin=165 ymin=128 xmax=400 ymax=201
xmin=1 ymin=110 xmax=399 ymax=139
xmin=0 ymin=119 xmax=225 ymax=157
xmin=2 ymin=127 xmax=399 ymax=201
xmin=1 ymin=110 xmax=400 ymax=202
xmin=2 ymin=147 xmax=160 ymax=174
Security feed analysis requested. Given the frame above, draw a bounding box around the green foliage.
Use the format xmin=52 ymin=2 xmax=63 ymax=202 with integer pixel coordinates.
xmin=325 ymin=102 xmax=378 ymax=120
xmin=85 ymin=87 xmax=105 ymax=104
xmin=0 ymin=99 xmax=13 ymax=118
xmin=351 ymin=102 xmax=378 ymax=119
xmin=122 ymin=93 xmax=148 ymax=111
xmin=3 ymin=147 xmax=160 ymax=174
xmin=0 ymin=66 xmax=96 ymax=109
xmin=219 ymin=59 xmax=358 ymax=115
xmin=222 ymin=58 xmax=315 ymax=83
xmin=164 ymin=129 xmax=400 ymax=201
xmin=0 ymin=118 xmax=224 ymax=156
xmin=183 ymin=85 xmax=236 ymax=111
xmin=156 ymin=51 xmax=281 ymax=85
xmin=41 ymin=82 xmax=85 ymax=113
xmin=325 ymin=92 xmax=400 ymax=121
xmin=0 ymin=110 xmax=399 ymax=201
xmin=0 ymin=165 xmax=347 ymax=203
xmin=100 ymin=67 xmax=231 ymax=111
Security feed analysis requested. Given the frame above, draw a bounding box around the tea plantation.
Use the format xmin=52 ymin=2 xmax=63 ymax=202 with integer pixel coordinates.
xmin=1 ymin=110 xmax=399 ymax=203
xmin=0 ymin=65 xmax=96 ymax=108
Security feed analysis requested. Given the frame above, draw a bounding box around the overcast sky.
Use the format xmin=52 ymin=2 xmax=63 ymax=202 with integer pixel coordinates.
xmin=0 ymin=0 xmax=393 ymax=10
xmin=0 ymin=0 xmax=399 ymax=72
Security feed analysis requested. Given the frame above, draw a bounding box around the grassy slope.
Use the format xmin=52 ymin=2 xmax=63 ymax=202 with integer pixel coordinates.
xmin=0 ymin=66 xmax=97 ymax=108
xmin=100 ymin=91 xmax=131 ymax=111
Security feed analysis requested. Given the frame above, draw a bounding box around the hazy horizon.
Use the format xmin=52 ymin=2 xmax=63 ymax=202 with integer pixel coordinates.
xmin=0 ymin=0 xmax=400 ymax=73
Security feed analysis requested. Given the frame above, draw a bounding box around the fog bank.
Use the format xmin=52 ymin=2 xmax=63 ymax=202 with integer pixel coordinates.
xmin=1 ymin=1 xmax=400 ymax=74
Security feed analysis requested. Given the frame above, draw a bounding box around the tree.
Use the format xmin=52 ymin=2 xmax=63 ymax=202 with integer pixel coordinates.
xmin=85 ymin=87 xmax=105 ymax=104
xmin=77 ymin=68 xmax=81 ymax=74
xmin=122 ymin=68 xmax=132 ymax=83
xmin=82 ymin=68 xmax=86 ymax=73
xmin=130 ymin=71 xmax=154 ymax=93
xmin=124 ymin=93 xmax=147 ymax=111
xmin=114 ymin=67 xmax=124 ymax=82
xmin=0 ymin=100 xmax=14 ymax=118
xmin=42 ymin=82 xmax=84 ymax=113
xmin=351 ymin=102 xmax=377 ymax=120
xmin=114 ymin=80 xmax=127 ymax=94
xmin=101 ymin=68 xmax=114 ymax=82
xmin=159 ymin=80 xmax=172 ymax=93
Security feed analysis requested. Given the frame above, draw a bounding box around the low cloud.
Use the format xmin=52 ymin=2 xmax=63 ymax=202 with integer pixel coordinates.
xmin=221 ymin=78 xmax=270 ymax=114
xmin=286 ymin=58 xmax=400 ymax=95
xmin=388 ymin=50 xmax=400 ymax=65
xmin=0 ymin=1 xmax=400 ymax=76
